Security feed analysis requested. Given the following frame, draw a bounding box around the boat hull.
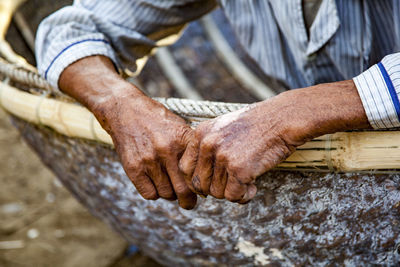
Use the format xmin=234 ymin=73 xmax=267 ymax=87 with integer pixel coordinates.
xmin=12 ymin=116 xmax=400 ymax=266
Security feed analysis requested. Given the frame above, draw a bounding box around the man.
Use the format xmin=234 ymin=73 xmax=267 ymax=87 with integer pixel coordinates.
xmin=36 ymin=0 xmax=400 ymax=209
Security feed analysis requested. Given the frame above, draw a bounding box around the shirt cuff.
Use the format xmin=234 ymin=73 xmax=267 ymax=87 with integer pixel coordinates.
xmin=43 ymin=39 xmax=120 ymax=89
xmin=353 ymin=54 xmax=400 ymax=129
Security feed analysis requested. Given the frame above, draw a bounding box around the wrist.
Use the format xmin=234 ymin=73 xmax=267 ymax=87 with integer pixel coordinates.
xmin=58 ymin=55 xmax=146 ymax=112
xmin=310 ymin=80 xmax=371 ymax=134
xmin=279 ymin=80 xmax=371 ymax=142
xmin=85 ymin=80 xmax=144 ymax=112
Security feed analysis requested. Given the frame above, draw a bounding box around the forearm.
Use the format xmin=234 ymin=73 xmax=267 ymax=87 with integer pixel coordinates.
xmin=59 ymin=56 xmax=145 ymax=111
xmin=278 ymin=80 xmax=372 ymax=142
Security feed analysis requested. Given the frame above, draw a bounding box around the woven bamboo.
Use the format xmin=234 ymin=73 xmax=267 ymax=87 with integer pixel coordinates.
xmin=1 ymin=60 xmax=400 ymax=172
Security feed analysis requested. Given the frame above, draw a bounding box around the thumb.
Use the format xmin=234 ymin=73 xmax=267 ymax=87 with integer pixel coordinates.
xmin=179 ymin=133 xmax=199 ymax=192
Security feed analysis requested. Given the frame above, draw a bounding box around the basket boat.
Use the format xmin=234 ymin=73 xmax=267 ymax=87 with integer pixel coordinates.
xmin=1 ymin=1 xmax=400 ymax=265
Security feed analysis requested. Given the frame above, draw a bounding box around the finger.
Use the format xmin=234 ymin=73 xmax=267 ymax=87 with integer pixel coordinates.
xmin=167 ymin=159 xmax=197 ymax=210
xmin=209 ymin=166 xmax=227 ymax=199
xmin=239 ymin=183 xmax=257 ymax=204
xmin=224 ymin=174 xmax=247 ymax=202
xmin=191 ymin=142 xmax=214 ymax=195
xmin=129 ymin=172 xmax=158 ymax=200
xmin=117 ymin=140 xmax=158 ymax=200
xmin=179 ymin=139 xmax=200 ymax=191
xmin=146 ymin=163 xmax=176 ymax=201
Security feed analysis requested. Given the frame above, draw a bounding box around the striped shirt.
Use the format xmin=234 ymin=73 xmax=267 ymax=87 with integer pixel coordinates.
xmin=35 ymin=0 xmax=400 ymax=129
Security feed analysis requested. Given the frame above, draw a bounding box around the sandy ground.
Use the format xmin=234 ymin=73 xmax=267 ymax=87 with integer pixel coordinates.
xmin=0 ymin=108 xmax=160 ymax=267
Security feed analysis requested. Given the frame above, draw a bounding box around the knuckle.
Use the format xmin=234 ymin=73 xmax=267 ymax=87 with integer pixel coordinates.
xmin=216 ymin=151 xmax=228 ymax=164
xmin=179 ymin=162 xmax=193 ymax=177
xmin=227 ymin=161 xmax=250 ymax=180
xmin=282 ymin=145 xmax=295 ymax=158
xmin=178 ymin=160 xmax=188 ymax=174
xmin=141 ymin=153 xmax=156 ymax=165
xmin=210 ymin=185 xmax=224 ymax=199
xmin=175 ymin=182 xmax=190 ymax=196
xmin=195 ymin=123 xmax=208 ymax=137
xmin=200 ymin=136 xmax=216 ymax=152
xmin=179 ymin=126 xmax=194 ymax=146
xmin=156 ymin=138 xmax=172 ymax=152
xmin=179 ymin=144 xmax=198 ymax=174
xmin=135 ymin=182 xmax=158 ymax=200
xmin=200 ymin=120 xmax=213 ymax=131
xmin=227 ymin=161 xmax=242 ymax=174
xmin=229 ymin=169 xmax=253 ymax=184
xmin=124 ymin=161 xmax=140 ymax=174
xmin=157 ymin=184 xmax=174 ymax=199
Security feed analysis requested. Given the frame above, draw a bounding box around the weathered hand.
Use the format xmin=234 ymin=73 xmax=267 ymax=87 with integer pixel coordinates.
xmin=179 ymin=80 xmax=371 ymax=204
xmin=59 ymin=55 xmax=370 ymax=207
xmin=59 ymin=56 xmax=197 ymax=209
xmin=179 ymin=93 xmax=305 ymax=203
xmin=92 ymin=92 xmax=197 ymax=209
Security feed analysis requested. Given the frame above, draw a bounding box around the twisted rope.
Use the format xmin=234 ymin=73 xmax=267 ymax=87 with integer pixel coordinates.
xmin=0 ymin=58 xmax=54 ymax=92
xmin=0 ymin=58 xmax=249 ymax=118
xmin=155 ymin=97 xmax=247 ymax=118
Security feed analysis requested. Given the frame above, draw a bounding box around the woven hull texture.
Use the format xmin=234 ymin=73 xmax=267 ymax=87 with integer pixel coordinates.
xmin=12 ymin=116 xmax=400 ymax=266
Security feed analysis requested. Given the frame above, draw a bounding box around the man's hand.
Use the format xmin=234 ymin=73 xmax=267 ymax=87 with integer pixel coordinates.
xmin=179 ymin=80 xmax=371 ymax=203
xmin=59 ymin=56 xmax=197 ymax=209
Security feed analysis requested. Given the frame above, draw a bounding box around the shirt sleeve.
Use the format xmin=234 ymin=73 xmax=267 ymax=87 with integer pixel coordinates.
xmin=35 ymin=0 xmax=217 ymax=89
xmin=353 ymin=53 xmax=400 ymax=129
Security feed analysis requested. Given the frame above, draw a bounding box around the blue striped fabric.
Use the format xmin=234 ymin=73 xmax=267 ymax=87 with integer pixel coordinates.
xmin=377 ymin=62 xmax=400 ymax=122
xmin=35 ymin=0 xmax=400 ymax=129
xmin=44 ymin=39 xmax=110 ymax=79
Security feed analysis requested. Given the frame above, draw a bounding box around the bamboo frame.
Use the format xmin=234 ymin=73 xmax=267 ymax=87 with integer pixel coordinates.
xmin=2 ymin=82 xmax=400 ymax=172
xmin=0 ymin=82 xmax=112 ymax=144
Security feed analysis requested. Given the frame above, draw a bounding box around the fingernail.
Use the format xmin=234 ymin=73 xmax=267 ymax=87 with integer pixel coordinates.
xmin=192 ymin=175 xmax=202 ymax=193
xmin=239 ymin=185 xmax=257 ymax=204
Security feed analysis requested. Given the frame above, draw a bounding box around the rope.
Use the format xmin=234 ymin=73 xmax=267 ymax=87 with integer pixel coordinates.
xmin=0 ymin=58 xmax=250 ymax=118
xmin=0 ymin=77 xmax=7 ymax=106
xmin=155 ymin=97 xmax=247 ymax=118
xmin=0 ymin=57 xmax=60 ymax=95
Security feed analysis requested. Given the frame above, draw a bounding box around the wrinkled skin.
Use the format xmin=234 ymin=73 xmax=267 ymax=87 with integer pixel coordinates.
xmin=179 ymin=98 xmax=299 ymax=203
xmin=93 ymin=93 xmax=197 ymax=209
xmin=180 ymin=81 xmax=372 ymax=203
xmin=59 ymin=56 xmax=371 ymax=209
xmin=59 ymin=56 xmax=197 ymax=209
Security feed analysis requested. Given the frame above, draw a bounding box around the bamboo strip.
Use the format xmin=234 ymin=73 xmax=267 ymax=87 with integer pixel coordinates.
xmin=0 ymin=82 xmax=112 ymax=144
xmin=2 ymin=82 xmax=400 ymax=172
